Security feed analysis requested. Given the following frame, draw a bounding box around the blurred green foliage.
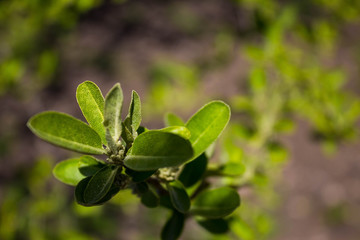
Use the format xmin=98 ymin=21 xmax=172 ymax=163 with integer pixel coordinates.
xmin=1 ymin=0 xmax=360 ymax=239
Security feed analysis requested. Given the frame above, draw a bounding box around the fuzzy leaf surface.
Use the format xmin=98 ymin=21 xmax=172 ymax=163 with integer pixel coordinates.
xmin=76 ymin=81 xmax=106 ymax=144
xmin=27 ymin=111 xmax=104 ymax=154
xmin=124 ymin=131 xmax=193 ymax=171
xmin=127 ymin=90 xmax=142 ymax=134
xmin=104 ymin=83 xmax=123 ymax=142
xmin=159 ymin=126 xmax=191 ymax=139
xmin=83 ymin=166 xmax=118 ymax=204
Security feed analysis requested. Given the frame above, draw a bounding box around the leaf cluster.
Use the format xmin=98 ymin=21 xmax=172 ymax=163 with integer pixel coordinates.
xmin=27 ymin=81 xmax=239 ymax=239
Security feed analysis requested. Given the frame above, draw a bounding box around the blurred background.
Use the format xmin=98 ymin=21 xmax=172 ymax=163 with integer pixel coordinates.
xmin=1 ymin=0 xmax=360 ymax=239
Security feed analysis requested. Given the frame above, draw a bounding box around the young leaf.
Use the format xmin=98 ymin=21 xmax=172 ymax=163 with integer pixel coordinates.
xmin=161 ymin=211 xmax=185 ymax=240
xmin=196 ymin=218 xmax=229 ymax=234
xmin=186 ymin=101 xmax=230 ymax=161
xmin=159 ymin=126 xmax=191 ymax=140
xmin=191 ymin=187 xmax=240 ymax=219
xmin=84 ymin=165 xmax=118 ymax=204
xmin=127 ymin=90 xmax=142 ymax=134
xmin=178 ymin=153 xmax=208 ymax=188
xmin=165 ymin=113 xmax=185 ymax=127
xmin=124 ymin=131 xmax=193 ymax=171
xmin=167 ymin=180 xmax=190 ymax=213
xmin=125 ymin=168 xmax=156 ymax=182
xmin=53 ymin=158 xmax=86 ymax=186
xmin=27 ymin=111 xmax=104 ymax=154
xmin=140 ymin=184 xmax=159 ymax=208
xmin=76 ymin=81 xmax=106 ymax=144
xmin=104 ymin=83 xmax=123 ymax=142
xmin=78 ymin=155 xmax=104 ymax=177
xmin=121 ymin=121 xmax=134 ymax=145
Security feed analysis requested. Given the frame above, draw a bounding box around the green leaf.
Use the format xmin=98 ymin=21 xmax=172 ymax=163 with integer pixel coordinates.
xmin=178 ymin=153 xmax=208 ymax=188
xmin=140 ymin=184 xmax=159 ymax=208
xmin=75 ymin=177 xmax=120 ymax=206
xmin=159 ymin=126 xmax=191 ymax=139
xmin=53 ymin=158 xmax=85 ymax=186
xmin=161 ymin=211 xmax=185 ymax=240
xmin=186 ymin=101 xmax=230 ymax=160
xmin=104 ymin=83 xmax=123 ymax=142
xmin=124 ymin=131 xmax=193 ymax=171
xmin=125 ymin=168 xmax=156 ymax=182
xmin=121 ymin=121 xmax=134 ymax=145
xmin=27 ymin=111 xmax=104 ymax=154
xmin=191 ymin=187 xmax=240 ymax=219
xmin=84 ymin=165 xmax=118 ymax=204
xmin=76 ymin=81 xmax=106 ymax=144
xmin=78 ymin=155 xmax=104 ymax=177
xmin=127 ymin=90 xmax=142 ymax=134
xmin=165 ymin=113 xmax=185 ymax=126
xmin=167 ymin=180 xmax=190 ymax=213
xmin=196 ymin=218 xmax=229 ymax=234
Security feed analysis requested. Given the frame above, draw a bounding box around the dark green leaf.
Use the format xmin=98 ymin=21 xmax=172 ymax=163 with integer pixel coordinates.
xmin=165 ymin=113 xmax=185 ymax=127
xmin=196 ymin=218 xmax=229 ymax=234
xmin=104 ymin=83 xmax=123 ymax=142
xmin=76 ymin=81 xmax=106 ymax=144
xmin=84 ymin=166 xmax=118 ymax=204
xmin=161 ymin=211 xmax=185 ymax=240
xmin=167 ymin=180 xmax=190 ymax=213
xmin=27 ymin=111 xmax=104 ymax=154
xmin=159 ymin=126 xmax=191 ymax=139
xmin=124 ymin=131 xmax=193 ymax=171
xmin=127 ymin=90 xmax=142 ymax=134
xmin=159 ymin=194 xmax=174 ymax=210
xmin=125 ymin=168 xmax=156 ymax=182
xmin=140 ymin=184 xmax=159 ymax=208
xmin=137 ymin=126 xmax=148 ymax=135
xmin=75 ymin=177 xmax=91 ymax=206
xmin=191 ymin=187 xmax=240 ymax=219
xmin=53 ymin=158 xmax=85 ymax=186
xmin=75 ymin=176 xmax=120 ymax=206
xmin=186 ymin=101 xmax=230 ymax=161
xmin=78 ymin=155 xmax=104 ymax=177
xmin=178 ymin=153 xmax=208 ymax=188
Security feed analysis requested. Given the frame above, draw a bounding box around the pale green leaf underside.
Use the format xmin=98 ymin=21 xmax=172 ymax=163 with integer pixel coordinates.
xmin=124 ymin=131 xmax=193 ymax=171
xmin=27 ymin=111 xmax=104 ymax=154
xmin=104 ymin=83 xmax=123 ymax=142
xmin=128 ymin=90 xmax=142 ymax=133
xmin=186 ymin=101 xmax=230 ymax=161
xmin=53 ymin=158 xmax=85 ymax=186
xmin=76 ymin=81 xmax=106 ymax=144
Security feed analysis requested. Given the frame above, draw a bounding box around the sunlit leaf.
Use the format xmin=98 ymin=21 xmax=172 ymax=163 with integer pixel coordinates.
xmin=76 ymin=81 xmax=106 ymax=144
xmin=186 ymin=101 xmax=230 ymax=161
xmin=159 ymin=126 xmax=191 ymax=139
xmin=53 ymin=158 xmax=85 ymax=186
xmin=167 ymin=180 xmax=190 ymax=213
xmin=165 ymin=113 xmax=185 ymax=126
xmin=191 ymin=187 xmax=240 ymax=218
xmin=104 ymin=83 xmax=123 ymax=142
xmin=161 ymin=211 xmax=185 ymax=240
xmin=27 ymin=111 xmax=104 ymax=154
xmin=124 ymin=131 xmax=193 ymax=171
